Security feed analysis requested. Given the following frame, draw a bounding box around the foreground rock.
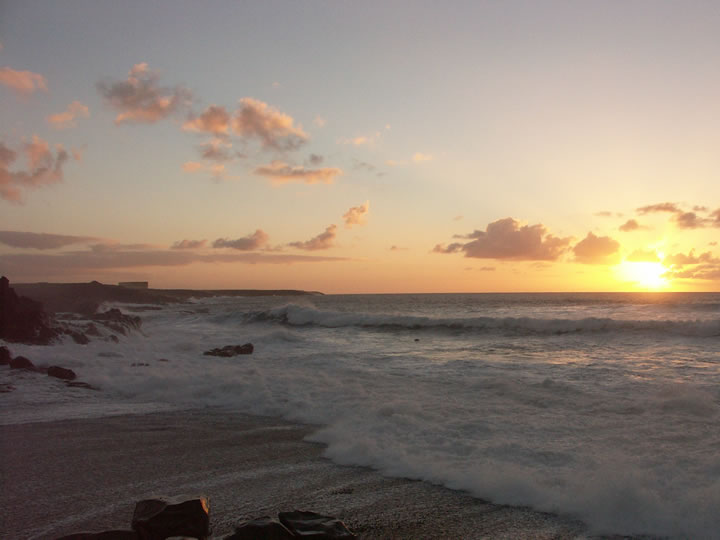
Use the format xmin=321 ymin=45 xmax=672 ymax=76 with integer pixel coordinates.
xmin=0 ymin=276 xmax=59 ymax=344
xmin=279 ymin=510 xmax=356 ymax=539
xmin=48 ymin=366 xmax=77 ymax=380
xmin=203 ymin=344 xmax=254 ymax=357
xmin=9 ymin=355 xmax=36 ymax=371
xmin=131 ymin=496 xmax=210 ymax=540
xmin=0 ymin=345 xmax=11 ymax=365
xmin=93 ymin=308 xmax=142 ymax=336
xmin=226 ymin=516 xmax=294 ymax=540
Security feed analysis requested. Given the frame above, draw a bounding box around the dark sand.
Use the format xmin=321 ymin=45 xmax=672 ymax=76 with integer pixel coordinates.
xmin=1 ymin=409 xmax=588 ymax=539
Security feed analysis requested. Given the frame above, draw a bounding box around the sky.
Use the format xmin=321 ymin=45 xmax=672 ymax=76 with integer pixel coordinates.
xmin=0 ymin=0 xmax=718 ymax=293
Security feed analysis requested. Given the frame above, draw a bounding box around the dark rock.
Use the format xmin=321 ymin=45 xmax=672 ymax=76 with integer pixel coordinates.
xmin=203 ymin=344 xmax=254 ymax=357
xmin=84 ymin=323 xmax=102 ymax=336
xmin=226 ymin=516 xmax=294 ymax=540
xmin=9 ymin=355 xmax=36 ymax=371
xmin=131 ymin=496 xmax=210 ymax=540
xmin=98 ymin=351 xmax=123 ymax=358
xmin=157 ymin=358 xmax=169 ymax=362
xmin=65 ymin=381 xmax=98 ymax=390
xmin=65 ymin=330 xmax=90 ymax=345
xmin=0 ymin=276 xmax=60 ymax=344
xmin=0 ymin=345 xmax=11 ymax=365
xmin=279 ymin=510 xmax=356 ymax=539
xmin=109 ymin=335 xmax=119 ymax=344
xmin=131 ymin=362 xmax=150 ymax=367
xmin=55 ymin=530 xmax=139 ymax=540
xmin=0 ymin=383 xmax=16 ymax=393
xmin=48 ymin=365 xmax=77 ymax=380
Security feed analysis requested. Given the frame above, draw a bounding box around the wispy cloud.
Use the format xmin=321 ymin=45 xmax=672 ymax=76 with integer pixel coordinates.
xmin=254 ymin=161 xmax=342 ymax=184
xmin=0 ymin=230 xmax=102 ymax=249
xmin=46 ymin=101 xmax=90 ymax=129
xmin=0 ymin=67 xmax=47 ymax=96
xmin=1 ymin=136 xmax=70 ymax=203
xmin=97 ymin=63 xmax=191 ymax=124
xmin=171 ymin=239 xmax=207 ymax=250
xmin=636 ymin=202 xmax=681 ymax=215
xmin=182 ymin=105 xmax=231 ymax=136
xmin=412 ymin=152 xmax=433 ymax=162
xmin=182 ymin=161 xmax=204 ymax=173
xmin=619 ymin=219 xmax=649 ymax=232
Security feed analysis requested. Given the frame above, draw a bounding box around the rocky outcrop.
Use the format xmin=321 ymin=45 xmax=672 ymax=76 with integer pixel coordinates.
xmin=131 ymin=496 xmax=210 ymax=540
xmin=0 ymin=276 xmax=59 ymax=344
xmin=48 ymin=366 xmax=77 ymax=380
xmin=203 ymin=344 xmax=254 ymax=357
xmin=93 ymin=308 xmax=142 ymax=336
xmin=56 ymin=531 xmax=138 ymax=539
xmin=278 ymin=510 xmax=356 ymax=539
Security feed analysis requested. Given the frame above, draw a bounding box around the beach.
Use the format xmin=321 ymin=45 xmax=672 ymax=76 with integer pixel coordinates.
xmin=1 ymin=409 xmax=586 ymax=539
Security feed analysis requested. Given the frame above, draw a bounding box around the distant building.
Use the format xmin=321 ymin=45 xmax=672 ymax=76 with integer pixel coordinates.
xmin=118 ymin=281 xmax=149 ymax=289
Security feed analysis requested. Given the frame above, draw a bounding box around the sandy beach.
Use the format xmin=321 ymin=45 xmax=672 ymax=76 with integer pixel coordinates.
xmin=1 ymin=409 xmax=588 ymax=539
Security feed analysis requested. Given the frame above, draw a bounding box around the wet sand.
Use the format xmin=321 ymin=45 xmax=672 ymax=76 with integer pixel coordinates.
xmin=1 ymin=409 xmax=587 ymax=539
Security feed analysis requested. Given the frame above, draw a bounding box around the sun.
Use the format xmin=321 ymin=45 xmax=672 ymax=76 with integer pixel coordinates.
xmin=617 ymin=261 xmax=669 ymax=289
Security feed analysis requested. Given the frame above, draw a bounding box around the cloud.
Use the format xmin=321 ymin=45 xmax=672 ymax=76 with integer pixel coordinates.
xmin=664 ymin=250 xmax=718 ymax=266
xmin=626 ymin=249 xmax=660 ymax=262
xmin=662 ymin=250 xmax=720 ymax=281
xmin=340 ymin=133 xmax=379 ymax=146
xmin=212 ymin=230 xmax=269 ymax=251
xmin=0 ymin=250 xmax=348 ymax=277
xmin=572 ymin=232 xmax=620 ymax=264
xmin=0 ymin=136 xmax=69 ymax=203
xmin=412 ymin=152 xmax=433 ymax=162
xmin=182 ymin=105 xmax=231 ymax=136
xmin=171 ymin=239 xmax=207 ymax=250
xmin=0 ymin=67 xmax=48 ymax=95
xmin=636 ymin=202 xmax=681 ymax=215
xmin=433 ymin=218 xmax=571 ymax=261
xmin=254 ymin=161 xmax=342 ymax=184
xmin=389 ymin=245 xmax=408 ymax=251
xmin=672 ymin=211 xmax=711 ymax=229
xmin=712 ymin=209 xmax=720 ymax=227
xmin=233 ymin=97 xmax=308 ymax=150
xmin=46 ymin=101 xmax=90 ymax=129
xmin=182 ymin=161 xmax=204 ymax=173
xmin=198 ymin=138 xmax=234 ymax=162
xmin=308 ymin=154 xmax=324 ymax=166
xmin=0 ymin=230 xmax=102 ymax=250
xmin=289 ymin=225 xmax=337 ymax=251
xmin=97 ymin=63 xmax=191 ymax=124
xmin=343 ymin=201 xmax=370 ymax=228
xmin=314 ymin=116 xmax=326 ymax=127
xmin=619 ymin=219 xmax=649 ymax=232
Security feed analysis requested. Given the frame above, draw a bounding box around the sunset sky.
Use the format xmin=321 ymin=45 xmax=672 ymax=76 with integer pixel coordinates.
xmin=1 ymin=1 xmax=718 ymax=293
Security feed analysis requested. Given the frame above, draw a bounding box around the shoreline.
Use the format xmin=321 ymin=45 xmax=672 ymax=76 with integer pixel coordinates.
xmin=1 ymin=408 xmax=589 ymax=539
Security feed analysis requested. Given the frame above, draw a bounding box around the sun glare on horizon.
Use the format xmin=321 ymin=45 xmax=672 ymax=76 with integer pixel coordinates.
xmin=617 ymin=261 xmax=670 ymax=290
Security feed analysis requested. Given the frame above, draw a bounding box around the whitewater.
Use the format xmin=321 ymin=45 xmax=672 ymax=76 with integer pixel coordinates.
xmin=2 ymin=292 xmax=719 ymax=538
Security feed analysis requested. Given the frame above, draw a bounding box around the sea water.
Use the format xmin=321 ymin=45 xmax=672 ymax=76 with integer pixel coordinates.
xmin=2 ymin=292 xmax=719 ymax=538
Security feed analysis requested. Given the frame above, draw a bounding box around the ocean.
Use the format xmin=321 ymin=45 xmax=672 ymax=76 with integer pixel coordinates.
xmin=2 ymin=292 xmax=719 ymax=538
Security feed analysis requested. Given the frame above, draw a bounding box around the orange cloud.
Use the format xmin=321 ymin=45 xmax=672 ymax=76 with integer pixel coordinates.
xmin=182 ymin=161 xmax=204 ymax=173
xmin=0 ymin=67 xmax=47 ymax=95
xmin=343 ymin=201 xmax=370 ymax=228
xmin=619 ymin=219 xmax=649 ymax=232
xmin=573 ymin=232 xmax=620 ymax=264
xmin=233 ymin=98 xmax=308 ymax=150
xmin=171 ymin=239 xmax=207 ymax=250
xmin=46 ymin=101 xmax=90 ymax=129
xmin=183 ymin=105 xmax=231 ymax=136
xmin=289 ymin=225 xmax=337 ymax=250
xmin=673 ymin=211 xmax=711 ymax=229
xmin=412 ymin=152 xmax=433 ymax=162
xmin=0 ymin=137 xmax=69 ymax=203
xmin=0 ymin=230 xmax=101 ymax=249
xmin=97 ymin=63 xmax=191 ymax=124
xmin=198 ymin=138 xmax=234 ymax=162
xmin=213 ymin=230 xmax=269 ymax=251
xmin=434 ymin=218 xmax=571 ymax=261
xmin=254 ymin=161 xmax=342 ymax=184
xmin=636 ymin=202 xmax=681 ymax=215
